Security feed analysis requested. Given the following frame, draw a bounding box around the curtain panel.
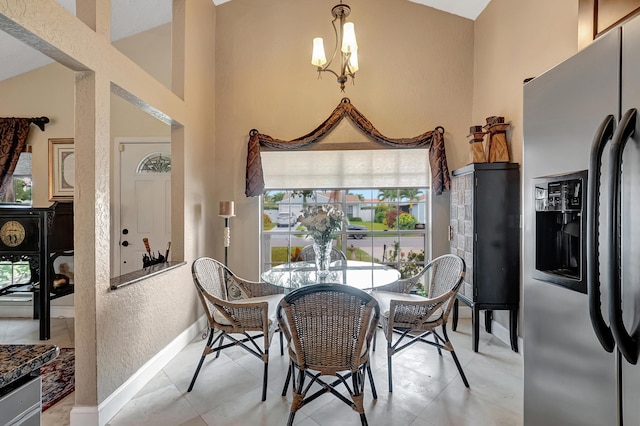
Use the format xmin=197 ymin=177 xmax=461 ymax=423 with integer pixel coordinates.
xmin=245 ymin=98 xmax=451 ymax=197
xmin=0 ymin=118 xmax=30 ymax=198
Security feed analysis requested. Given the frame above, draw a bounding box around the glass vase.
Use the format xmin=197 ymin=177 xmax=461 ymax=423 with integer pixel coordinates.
xmin=312 ymin=240 xmax=332 ymax=277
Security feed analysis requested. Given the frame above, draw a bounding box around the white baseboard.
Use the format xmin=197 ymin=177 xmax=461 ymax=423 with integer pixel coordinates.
xmin=0 ymin=304 xmax=31 ymax=317
xmin=456 ymin=303 xmax=472 ymax=319
xmin=486 ymin=313 xmax=522 ymax=354
xmin=52 ymin=306 xmax=75 ymax=318
xmin=0 ymin=304 xmax=75 ymax=318
xmin=70 ymin=315 xmax=208 ymax=426
xmin=68 ymin=406 xmax=98 ymax=426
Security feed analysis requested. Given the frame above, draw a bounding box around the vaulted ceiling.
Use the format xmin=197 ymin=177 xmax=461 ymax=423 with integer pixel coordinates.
xmin=0 ymin=0 xmax=490 ymax=82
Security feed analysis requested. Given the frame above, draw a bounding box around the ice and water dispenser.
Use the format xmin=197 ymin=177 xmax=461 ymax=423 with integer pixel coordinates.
xmin=533 ymin=170 xmax=587 ymax=293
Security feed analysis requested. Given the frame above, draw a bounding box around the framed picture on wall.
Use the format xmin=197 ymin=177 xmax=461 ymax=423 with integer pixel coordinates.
xmin=48 ymin=138 xmax=74 ymax=201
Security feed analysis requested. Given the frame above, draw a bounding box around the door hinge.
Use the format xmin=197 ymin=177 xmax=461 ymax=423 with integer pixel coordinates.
xmin=448 ymin=225 xmax=454 ymax=241
xmin=119 ymin=144 xmax=125 ymax=152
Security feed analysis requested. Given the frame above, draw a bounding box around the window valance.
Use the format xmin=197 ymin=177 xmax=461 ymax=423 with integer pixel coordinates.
xmin=245 ymin=98 xmax=451 ymax=197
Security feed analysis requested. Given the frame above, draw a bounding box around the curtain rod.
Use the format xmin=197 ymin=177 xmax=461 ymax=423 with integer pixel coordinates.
xmin=28 ymin=116 xmax=49 ymax=131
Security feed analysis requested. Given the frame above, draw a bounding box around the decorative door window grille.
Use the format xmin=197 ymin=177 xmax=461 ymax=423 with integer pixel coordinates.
xmin=137 ymin=153 xmax=171 ymax=173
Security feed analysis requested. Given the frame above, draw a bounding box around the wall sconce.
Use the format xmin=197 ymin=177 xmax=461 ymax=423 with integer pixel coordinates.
xmin=311 ymin=1 xmax=358 ymax=92
xmin=219 ymin=201 xmax=235 ymax=267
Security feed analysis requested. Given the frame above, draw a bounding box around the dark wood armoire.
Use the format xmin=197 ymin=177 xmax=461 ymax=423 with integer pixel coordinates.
xmin=449 ymin=163 xmax=520 ymax=352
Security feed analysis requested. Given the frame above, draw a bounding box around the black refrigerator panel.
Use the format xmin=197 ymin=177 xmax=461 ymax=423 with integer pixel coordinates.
xmin=522 ymin=25 xmax=620 ymax=426
xmin=619 ymin=15 xmax=640 ymax=426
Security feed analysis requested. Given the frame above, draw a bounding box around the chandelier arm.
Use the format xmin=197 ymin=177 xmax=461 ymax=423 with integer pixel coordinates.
xmin=319 ymin=14 xmax=341 ymax=73
xmin=318 ymin=67 xmax=340 ymax=79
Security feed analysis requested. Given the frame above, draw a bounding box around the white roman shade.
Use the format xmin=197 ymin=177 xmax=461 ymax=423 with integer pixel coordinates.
xmin=261 ymin=149 xmax=430 ymax=189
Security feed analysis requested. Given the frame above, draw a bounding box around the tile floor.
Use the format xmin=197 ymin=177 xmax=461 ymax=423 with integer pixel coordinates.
xmin=0 ymin=315 xmax=523 ymax=426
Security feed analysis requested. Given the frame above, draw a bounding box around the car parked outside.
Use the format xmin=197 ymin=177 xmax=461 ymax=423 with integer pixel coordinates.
xmin=346 ymin=223 xmax=367 ymax=239
xmin=276 ymin=212 xmax=298 ymax=227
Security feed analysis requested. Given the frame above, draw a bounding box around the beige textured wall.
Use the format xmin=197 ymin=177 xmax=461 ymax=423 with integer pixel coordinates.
xmin=473 ymin=0 xmax=578 ymax=164
xmin=215 ymin=0 xmax=474 ymax=277
xmin=0 ymin=0 xmax=215 ymax=413
xmin=472 ymin=0 xmax=578 ymax=333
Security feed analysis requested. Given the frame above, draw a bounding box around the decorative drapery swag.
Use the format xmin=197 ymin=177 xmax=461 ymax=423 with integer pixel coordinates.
xmin=245 ymin=98 xmax=451 ymax=197
xmin=0 ymin=118 xmax=30 ymax=198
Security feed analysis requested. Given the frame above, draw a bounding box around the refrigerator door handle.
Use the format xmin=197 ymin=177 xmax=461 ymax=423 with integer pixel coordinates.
xmin=609 ymin=107 xmax=640 ymax=365
xmin=587 ymin=114 xmax=616 ymax=353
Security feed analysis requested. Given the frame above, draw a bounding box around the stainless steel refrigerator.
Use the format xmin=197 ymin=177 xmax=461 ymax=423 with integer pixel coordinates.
xmin=523 ymin=13 xmax=640 ymax=426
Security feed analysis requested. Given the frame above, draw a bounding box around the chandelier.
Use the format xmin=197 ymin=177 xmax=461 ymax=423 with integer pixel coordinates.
xmin=311 ymin=1 xmax=359 ymax=92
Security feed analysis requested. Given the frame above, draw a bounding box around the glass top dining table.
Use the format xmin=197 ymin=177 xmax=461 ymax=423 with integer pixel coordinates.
xmin=261 ymin=260 xmax=401 ymax=291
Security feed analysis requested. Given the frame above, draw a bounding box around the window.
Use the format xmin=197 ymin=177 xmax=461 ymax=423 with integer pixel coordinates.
xmin=137 ymin=152 xmax=171 ymax=173
xmin=0 ymin=261 xmax=31 ymax=290
xmin=1 ymin=152 xmax=32 ymax=204
xmin=261 ymin=188 xmax=430 ymax=280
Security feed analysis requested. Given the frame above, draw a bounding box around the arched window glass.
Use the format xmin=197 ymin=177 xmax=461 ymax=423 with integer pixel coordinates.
xmin=137 ymin=152 xmax=171 ymax=173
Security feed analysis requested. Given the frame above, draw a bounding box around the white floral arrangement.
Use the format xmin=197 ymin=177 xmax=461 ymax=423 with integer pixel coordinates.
xmin=298 ymin=204 xmax=345 ymax=245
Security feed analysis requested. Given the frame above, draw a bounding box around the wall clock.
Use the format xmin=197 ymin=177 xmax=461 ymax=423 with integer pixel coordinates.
xmin=0 ymin=220 xmax=26 ymax=247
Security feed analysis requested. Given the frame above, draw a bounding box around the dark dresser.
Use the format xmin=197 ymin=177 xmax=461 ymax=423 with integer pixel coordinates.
xmin=0 ymin=202 xmax=74 ymax=340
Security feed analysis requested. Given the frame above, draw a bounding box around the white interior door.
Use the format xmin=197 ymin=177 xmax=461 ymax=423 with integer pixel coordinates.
xmin=118 ymin=141 xmax=171 ymax=275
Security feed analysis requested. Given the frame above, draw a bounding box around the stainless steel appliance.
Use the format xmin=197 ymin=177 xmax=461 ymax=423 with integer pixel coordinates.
xmin=523 ymin=14 xmax=640 ymax=426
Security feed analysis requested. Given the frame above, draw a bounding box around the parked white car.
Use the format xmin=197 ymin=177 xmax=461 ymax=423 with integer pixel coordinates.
xmin=276 ymin=212 xmax=298 ymax=227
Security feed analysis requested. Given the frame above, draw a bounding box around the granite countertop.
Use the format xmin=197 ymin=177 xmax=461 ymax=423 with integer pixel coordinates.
xmin=110 ymin=260 xmax=186 ymax=290
xmin=0 ymin=344 xmax=60 ymax=387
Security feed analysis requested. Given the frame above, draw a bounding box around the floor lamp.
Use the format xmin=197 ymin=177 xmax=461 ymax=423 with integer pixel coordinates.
xmin=219 ymin=201 xmax=235 ymax=267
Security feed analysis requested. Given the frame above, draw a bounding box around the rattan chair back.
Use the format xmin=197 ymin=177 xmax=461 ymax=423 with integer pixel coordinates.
xmin=426 ymin=253 xmax=466 ymax=315
xmin=294 ymin=245 xmax=346 ymax=262
xmin=192 ymin=257 xmax=228 ymax=325
xmin=376 ymin=253 xmax=465 ymax=295
xmin=278 ymin=283 xmax=378 ymax=374
xmin=278 ymin=283 xmax=380 ymax=425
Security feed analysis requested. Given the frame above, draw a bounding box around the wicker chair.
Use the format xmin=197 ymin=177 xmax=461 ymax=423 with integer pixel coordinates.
xmin=188 ymin=257 xmax=284 ymax=401
xmin=372 ymin=254 xmax=469 ymax=392
xmin=277 ymin=284 xmax=380 ymax=426
xmin=294 ymin=244 xmax=346 ymax=262
xmin=372 ymin=260 xmax=433 ymax=294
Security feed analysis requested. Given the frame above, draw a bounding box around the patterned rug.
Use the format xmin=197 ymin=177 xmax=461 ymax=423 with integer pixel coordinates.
xmin=41 ymin=347 xmax=75 ymax=411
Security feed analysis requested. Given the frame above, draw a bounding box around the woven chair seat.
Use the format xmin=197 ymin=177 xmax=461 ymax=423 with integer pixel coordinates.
xmin=212 ymin=293 xmax=283 ymax=326
xmin=373 ymin=291 xmax=443 ymax=323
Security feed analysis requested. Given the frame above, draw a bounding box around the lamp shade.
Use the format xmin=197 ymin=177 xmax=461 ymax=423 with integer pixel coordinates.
xmin=341 ymin=22 xmax=357 ymax=53
xmin=219 ymin=200 xmax=235 ymax=217
xmin=312 ymin=38 xmax=327 ymax=66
